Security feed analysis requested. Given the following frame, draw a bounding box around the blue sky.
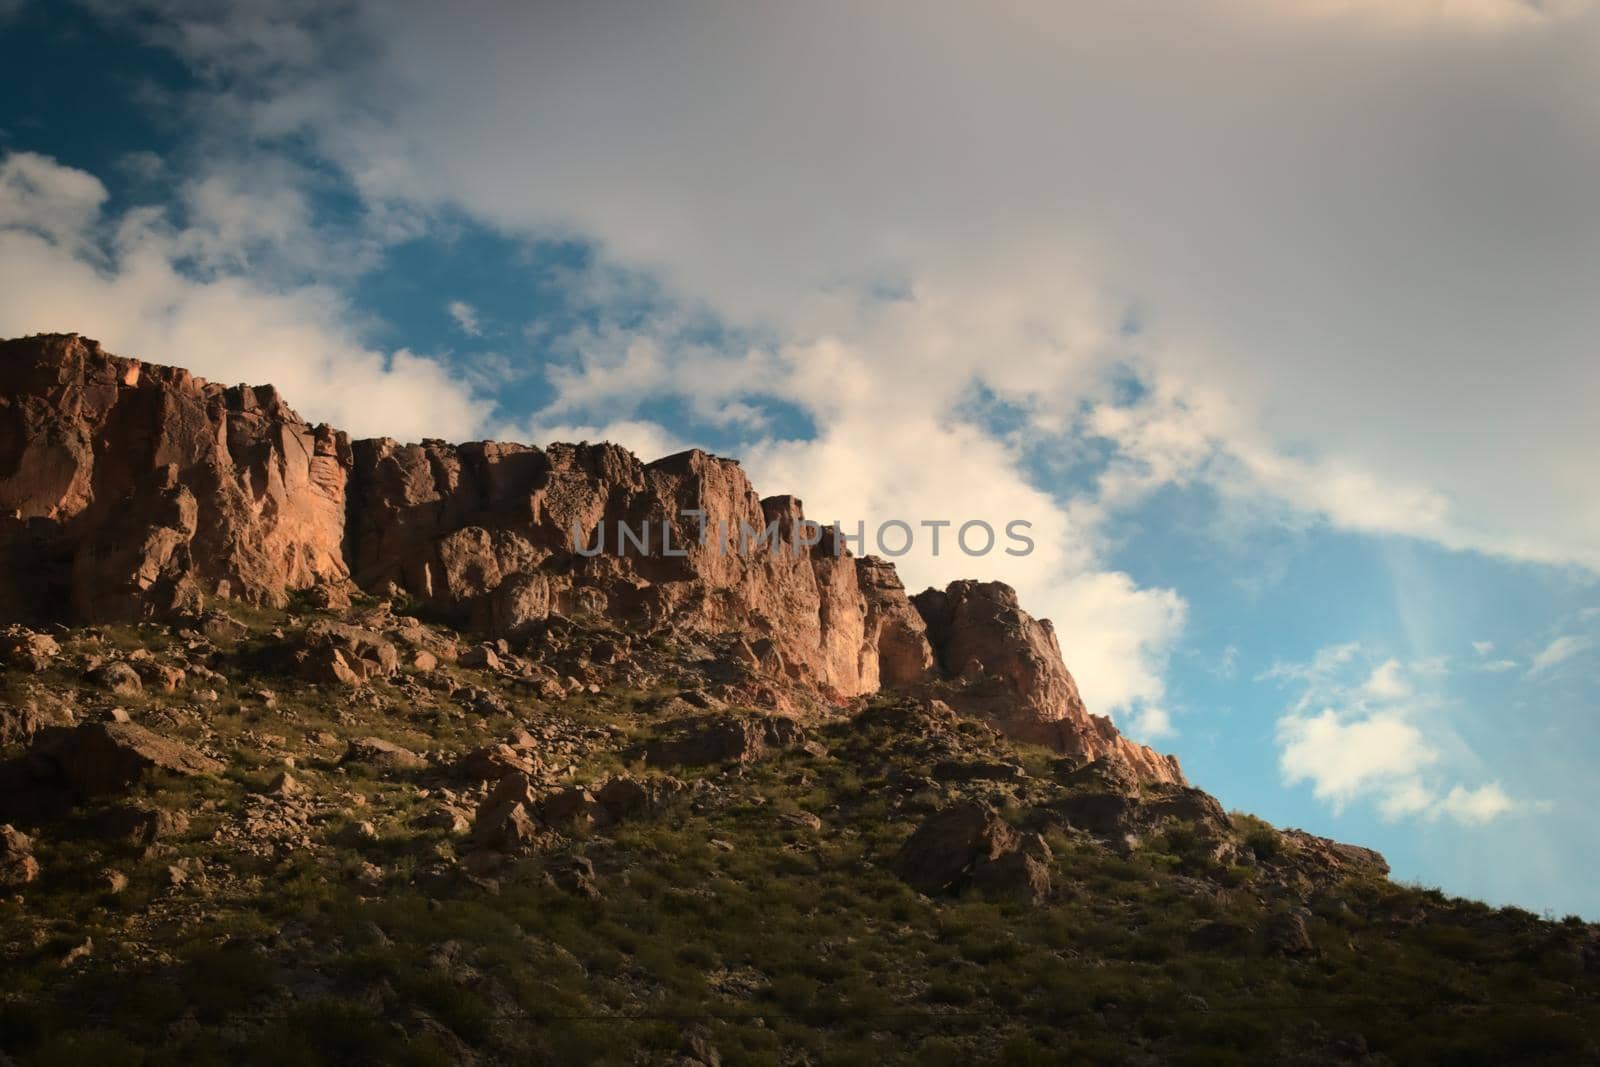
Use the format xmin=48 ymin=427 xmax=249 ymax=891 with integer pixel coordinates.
xmin=2 ymin=0 xmax=1598 ymax=917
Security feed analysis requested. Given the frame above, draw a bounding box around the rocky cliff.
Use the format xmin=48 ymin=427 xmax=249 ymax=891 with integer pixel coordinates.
xmin=0 ymin=335 xmax=349 ymax=624
xmin=0 ymin=334 xmax=1182 ymax=783
xmin=914 ymin=581 xmax=1184 ymax=782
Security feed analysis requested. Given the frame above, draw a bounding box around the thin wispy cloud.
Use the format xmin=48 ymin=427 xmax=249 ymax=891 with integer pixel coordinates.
xmin=448 ymin=300 xmax=481 ymax=337
xmin=1528 ymin=634 xmax=1594 ymax=677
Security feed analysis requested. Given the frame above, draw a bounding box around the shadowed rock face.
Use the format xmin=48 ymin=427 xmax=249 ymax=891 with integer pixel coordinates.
xmin=0 ymin=334 xmax=1182 ymax=781
xmin=913 ymin=580 xmax=1185 ymax=785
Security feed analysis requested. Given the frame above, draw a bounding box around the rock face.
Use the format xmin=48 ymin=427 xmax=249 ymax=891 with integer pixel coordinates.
xmin=0 ymin=334 xmax=1182 ymax=780
xmin=914 ymin=581 xmax=1184 ymax=784
xmin=0 ymin=334 xmax=349 ymax=622
xmin=344 ymin=438 xmax=935 ymax=700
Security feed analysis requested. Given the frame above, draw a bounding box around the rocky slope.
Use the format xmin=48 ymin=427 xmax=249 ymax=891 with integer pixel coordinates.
xmin=0 ymin=602 xmax=1593 ymax=1066
xmin=6 ymin=335 xmax=1593 ymax=1065
xmin=0 ymin=333 xmax=1178 ymax=784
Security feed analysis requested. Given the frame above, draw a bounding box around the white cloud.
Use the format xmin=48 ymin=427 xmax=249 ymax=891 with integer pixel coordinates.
xmin=235 ymin=0 xmax=1600 ymax=574
xmin=1129 ymin=704 xmax=1175 ymax=740
xmin=447 ymin=300 xmax=481 ymax=337
xmin=0 ymin=150 xmax=109 ymax=255
xmin=1362 ymin=658 xmax=1412 ymax=701
xmin=25 ymin=0 xmax=1600 ymax=748
xmin=504 ymin=417 xmax=692 ymax=466
xmin=1279 ymin=708 xmax=1439 ymax=810
xmin=1268 ymin=643 xmax=1525 ymax=824
xmin=1472 ymin=640 xmax=1495 ymax=657
xmin=0 ymin=152 xmax=489 ymax=442
xmin=1528 ymin=634 xmax=1593 ymax=677
xmin=1436 ymin=782 xmax=1519 ymax=824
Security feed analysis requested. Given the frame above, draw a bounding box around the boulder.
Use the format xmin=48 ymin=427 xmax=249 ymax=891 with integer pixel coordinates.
xmin=342 ymin=736 xmax=427 ymax=773
xmin=469 ymin=799 xmax=538 ymax=853
xmin=1263 ymin=910 xmax=1317 ymax=957
xmin=456 ymin=743 xmax=538 ymax=782
xmin=894 ymin=800 xmax=1020 ymax=897
xmin=970 ymin=849 xmax=1052 ymax=904
xmin=0 ymin=823 xmax=39 ymax=888
xmin=0 ymin=701 xmax=42 ymax=748
xmin=538 ymin=787 xmax=605 ymax=828
xmin=459 ymin=644 xmax=503 ymax=671
xmin=546 ymin=854 xmax=600 ymax=898
xmin=593 ymin=774 xmax=685 ymax=821
xmin=593 ymin=776 xmax=648 ymax=819
xmin=297 ymin=622 xmax=398 ymax=686
xmin=645 ymin=714 xmax=805 ymax=768
xmin=87 ymin=662 xmax=142 ymax=696
xmin=45 ymin=722 xmax=222 ymax=796
xmin=2 ymin=627 xmax=59 ymax=671
xmin=931 ymin=759 xmax=1027 ymax=783
xmin=87 ymin=803 xmax=190 ymax=851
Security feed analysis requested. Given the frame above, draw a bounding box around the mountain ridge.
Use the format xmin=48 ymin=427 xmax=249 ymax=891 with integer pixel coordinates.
xmin=0 ymin=332 xmax=1179 ymax=783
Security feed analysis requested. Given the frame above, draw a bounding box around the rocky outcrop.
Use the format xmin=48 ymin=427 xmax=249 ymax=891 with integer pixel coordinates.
xmin=0 ymin=335 xmax=1176 ymax=781
xmin=344 ymin=437 xmax=934 ymax=700
xmin=895 ymin=800 xmax=1052 ymax=904
xmin=643 ymin=713 xmax=805 ymax=768
xmin=295 ymin=621 xmax=399 ymax=686
xmin=914 ymin=581 xmax=1184 ymax=784
xmin=0 ymin=334 xmax=349 ymax=622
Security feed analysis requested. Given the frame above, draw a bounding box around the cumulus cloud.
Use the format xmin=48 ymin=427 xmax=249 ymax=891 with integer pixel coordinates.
xmin=69 ymin=0 xmax=1600 ymax=571
xmin=30 ymin=0 xmax=1600 ymax=738
xmin=1436 ymin=782 xmax=1519 ymax=824
xmin=1268 ymin=644 xmax=1526 ymax=824
xmin=110 ymin=0 xmax=1594 ymax=575
xmin=0 ymin=152 xmax=489 ymax=442
xmin=0 ymin=151 xmax=109 ymax=254
xmin=1279 ymin=709 xmax=1439 ymax=810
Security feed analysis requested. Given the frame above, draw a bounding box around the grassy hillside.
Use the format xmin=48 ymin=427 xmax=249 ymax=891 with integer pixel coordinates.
xmin=0 ymin=603 xmax=1595 ymax=1066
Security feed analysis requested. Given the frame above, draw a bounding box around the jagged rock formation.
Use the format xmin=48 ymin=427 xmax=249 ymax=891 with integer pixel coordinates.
xmin=0 ymin=334 xmax=349 ymax=622
xmin=343 ymin=438 xmax=935 ymax=702
xmin=914 ymin=581 xmax=1184 ymax=783
xmin=0 ymin=334 xmax=1180 ymax=782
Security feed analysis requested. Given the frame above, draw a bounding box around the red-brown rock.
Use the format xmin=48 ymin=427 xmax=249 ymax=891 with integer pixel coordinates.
xmin=914 ymin=581 xmax=1184 ymax=784
xmin=0 ymin=334 xmax=350 ymax=622
xmin=0 ymin=336 xmax=1181 ymax=795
